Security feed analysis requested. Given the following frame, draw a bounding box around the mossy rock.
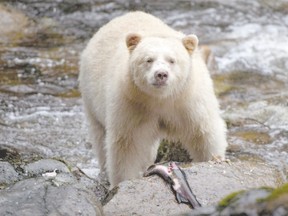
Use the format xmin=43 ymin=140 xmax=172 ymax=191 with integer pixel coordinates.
xmin=0 ymin=145 xmax=42 ymax=174
xmin=216 ymin=184 xmax=288 ymax=215
xmin=265 ymin=183 xmax=288 ymax=200
xmin=155 ymin=140 xmax=191 ymax=163
xmin=218 ymin=190 xmax=245 ymax=209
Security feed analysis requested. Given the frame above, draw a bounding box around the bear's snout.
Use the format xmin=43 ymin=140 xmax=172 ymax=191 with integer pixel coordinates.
xmin=154 ymin=71 xmax=168 ymax=86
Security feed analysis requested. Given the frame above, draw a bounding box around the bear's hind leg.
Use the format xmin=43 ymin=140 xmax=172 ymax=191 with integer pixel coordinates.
xmin=89 ymin=120 xmax=106 ymax=172
xmin=85 ymin=109 xmax=107 ymax=172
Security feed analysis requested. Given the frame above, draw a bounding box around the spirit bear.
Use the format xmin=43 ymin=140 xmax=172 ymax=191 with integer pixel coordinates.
xmin=79 ymin=11 xmax=227 ymax=187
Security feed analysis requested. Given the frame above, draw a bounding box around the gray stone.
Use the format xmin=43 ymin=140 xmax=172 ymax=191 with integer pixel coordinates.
xmin=0 ymin=161 xmax=19 ymax=185
xmin=104 ymin=161 xmax=285 ymax=216
xmin=24 ymin=159 xmax=70 ymax=177
xmin=0 ymin=174 xmax=103 ymax=216
xmin=45 ymin=184 xmax=103 ymax=216
xmin=184 ymin=161 xmax=284 ymax=205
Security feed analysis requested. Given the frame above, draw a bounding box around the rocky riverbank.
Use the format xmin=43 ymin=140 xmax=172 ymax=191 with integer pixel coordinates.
xmin=0 ymin=151 xmax=104 ymax=215
xmin=1 ymin=151 xmax=287 ymax=215
xmin=0 ymin=0 xmax=287 ymax=215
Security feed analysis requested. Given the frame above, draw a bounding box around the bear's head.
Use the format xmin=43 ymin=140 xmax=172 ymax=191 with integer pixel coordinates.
xmin=126 ymin=33 xmax=198 ymax=98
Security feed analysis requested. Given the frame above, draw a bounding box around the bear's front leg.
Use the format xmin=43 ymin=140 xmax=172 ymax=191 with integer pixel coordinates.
xmin=182 ymin=115 xmax=228 ymax=162
xmin=105 ymin=123 xmax=159 ymax=187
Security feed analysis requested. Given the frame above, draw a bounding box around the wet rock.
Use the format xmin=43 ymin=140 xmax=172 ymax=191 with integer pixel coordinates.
xmin=24 ymin=158 xmax=70 ymax=177
xmin=0 ymin=161 xmax=19 ymax=186
xmin=232 ymin=130 xmax=272 ymax=145
xmin=105 ymin=177 xmax=190 ymax=216
xmin=0 ymin=4 xmax=30 ymax=43
xmin=0 ymin=94 xmax=93 ymax=171
xmin=0 ymin=155 xmax=106 ymax=215
xmin=0 ymin=175 xmax=104 ymax=216
xmin=104 ymin=161 xmax=285 ymax=215
xmin=187 ymin=183 xmax=288 ymax=216
xmin=217 ymin=188 xmax=272 ymax=216
xmin=259 ymin=0 xmax=288 ymax=12
xmin=45 ymin=184 xmax=103 ymax=216
xmin=0 ymin=146 xmax=22 ymax=166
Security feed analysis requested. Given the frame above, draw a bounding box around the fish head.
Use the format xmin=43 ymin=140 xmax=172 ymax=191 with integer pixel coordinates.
xmin=143 ymin=163 xmax=173 ymax=184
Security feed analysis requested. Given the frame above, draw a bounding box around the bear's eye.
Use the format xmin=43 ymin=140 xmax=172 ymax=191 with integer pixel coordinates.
xmin=168 ymin=58 xmax=175 ymax=64
xmin=146 ymin=58 xmax=154 ymax=63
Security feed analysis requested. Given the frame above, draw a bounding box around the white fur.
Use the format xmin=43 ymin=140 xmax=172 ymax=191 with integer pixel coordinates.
xmin=79 ymin=11 xmax=228 ymax=187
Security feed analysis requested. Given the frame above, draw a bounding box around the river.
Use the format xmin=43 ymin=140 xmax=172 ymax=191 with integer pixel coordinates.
xmin=0 ymin=0 xmax=287 ymax=179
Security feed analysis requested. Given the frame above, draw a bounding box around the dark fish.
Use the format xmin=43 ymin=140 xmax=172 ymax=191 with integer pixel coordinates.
xmin=144 ymin=162 xmax=201 ymax=209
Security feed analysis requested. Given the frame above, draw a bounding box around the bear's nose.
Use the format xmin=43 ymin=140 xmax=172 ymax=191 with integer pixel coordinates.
xmin=154 ymin=71 xmax=168 ymax=82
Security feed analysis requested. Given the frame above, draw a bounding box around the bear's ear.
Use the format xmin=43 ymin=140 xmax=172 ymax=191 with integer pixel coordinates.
xmin=182 ymin=34 xmax=198 ymax=55
xmin=126 ymin=33 xmax=141 ymax=52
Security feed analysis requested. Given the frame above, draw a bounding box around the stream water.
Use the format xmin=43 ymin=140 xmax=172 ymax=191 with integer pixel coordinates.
xmin=0 ymin=0 xmax=287 ymax=179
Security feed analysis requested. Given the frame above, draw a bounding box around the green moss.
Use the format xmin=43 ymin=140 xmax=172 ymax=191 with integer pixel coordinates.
xmin=218 ymin=190 xmax=245 ymax=208
xmin=264 ymin=183 xmax=288 ymax=202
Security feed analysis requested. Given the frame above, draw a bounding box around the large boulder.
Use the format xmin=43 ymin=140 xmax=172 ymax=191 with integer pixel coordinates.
xmin=0 ymin=159 xmax=104 ymax=216
xmin=104 ymin=161 xmax=286 ymax=216
xmin=0 ymin=161 xmax=19 ymax=186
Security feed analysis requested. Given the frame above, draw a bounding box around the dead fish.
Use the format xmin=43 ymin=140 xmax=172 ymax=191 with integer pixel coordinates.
xmin=144 ymin=162 xmax=201 ymax=209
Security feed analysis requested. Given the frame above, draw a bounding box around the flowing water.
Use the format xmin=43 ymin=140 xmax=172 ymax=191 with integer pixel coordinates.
xmin=0 ymin=0 xmax=287 ymax=179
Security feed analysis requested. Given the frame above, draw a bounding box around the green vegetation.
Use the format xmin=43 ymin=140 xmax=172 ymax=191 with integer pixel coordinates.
xmin=156 ymin=140 xmax=191 ymax=163
xmin=218 ymin=190 xmax=245 ymax=208
xmin=264 ymin=183 xmax=288 ymax=202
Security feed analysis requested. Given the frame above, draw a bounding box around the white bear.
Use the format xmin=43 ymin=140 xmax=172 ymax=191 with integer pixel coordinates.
xmin=79 ymin=11 xmax=227 ymax=187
